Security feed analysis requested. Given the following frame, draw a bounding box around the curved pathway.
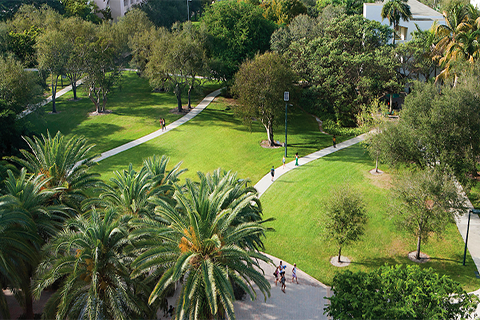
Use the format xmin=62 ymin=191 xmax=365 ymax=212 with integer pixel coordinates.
xmin=36 ymin=83 xmax=480 ymax=318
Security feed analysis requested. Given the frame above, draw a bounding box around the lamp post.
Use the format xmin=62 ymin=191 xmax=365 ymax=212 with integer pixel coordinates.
xmin=463 ymin=208 xmax=480 ymax=266
xmin=187 ymin=0 xmax=192 ymax=21
xmin=284 ymin=92 xmax=289 ymax=158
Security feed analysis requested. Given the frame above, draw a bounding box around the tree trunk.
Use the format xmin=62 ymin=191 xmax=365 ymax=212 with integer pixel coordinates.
xmin=24 ymin=282 xmax=34 ymax=320
xmin=375 ymin=156 xmax=379 ymax=173
xmin=265 ymin=124 xmax=274 ymax=146
xmin=389 ymin=93 xmax=393 ymax=113
xmin=188 ymin=85 xmax=192 ymax=109
xmin=175 ymin=84 xmax=182 ymax=113
xmin=71 ymin=78 xmax=77 ymax=100
xmin=102 ymin=89 xmax=107 ymax=113
xmin=51 ymin=74 xmax=59 ymax=113
xmin=338 ymin=247 xmax=342 ymax=262
xmin=89 ymin=86 xmax=100 ymax=113
xmin=416 ymin=231 xmax=422 ymax=260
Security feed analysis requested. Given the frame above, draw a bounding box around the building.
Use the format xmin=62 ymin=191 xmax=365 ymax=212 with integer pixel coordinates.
xmin=363 ymin=0 xmax=445 ymax=43
xmin=94 ymin=0 xmax=145 ymax=19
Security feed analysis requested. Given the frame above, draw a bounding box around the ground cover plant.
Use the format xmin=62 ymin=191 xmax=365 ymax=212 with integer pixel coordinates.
xmin=260 ymin=144 xmax=480 ymax=292
xmin=26 ymin=71 xmax=222 ymax=154
xmin=91 ymin=96 xmax=344 ymax=183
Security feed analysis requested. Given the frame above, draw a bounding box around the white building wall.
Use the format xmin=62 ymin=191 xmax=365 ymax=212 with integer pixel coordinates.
xmin=93 ymin=0 xmax=145 ymax=19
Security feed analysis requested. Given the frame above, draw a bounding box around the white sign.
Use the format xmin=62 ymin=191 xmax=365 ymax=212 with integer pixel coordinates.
xmin=284 ymin=91 xmax=289 ymax=102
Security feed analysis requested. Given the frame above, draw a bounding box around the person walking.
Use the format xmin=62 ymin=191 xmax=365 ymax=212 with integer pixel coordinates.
xmin=270 ymin=166 xmax=275 ymax=181
xmin=162 ymin=118 xmax=166 ymax=131
xmin=292 ymin=263 xmax=298 ymax=284
xmin=280 ymin=271 xmax=286 ymax=293
xmin=295 ymin=153 xmax=299 ymax=166
xmin=282 ymin=155 xmax=286 ymax=169
xmin=333 ymin=135 xmax=336 ymax=148
xmin=274 ymin=266 xmax=279 ymax=286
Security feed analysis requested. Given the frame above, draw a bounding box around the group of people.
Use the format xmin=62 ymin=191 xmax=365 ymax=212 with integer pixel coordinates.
xmin=159 ymin=118 xmax=166 ymax=131
xmin=274 ymin=261 xmax=298 ymax=293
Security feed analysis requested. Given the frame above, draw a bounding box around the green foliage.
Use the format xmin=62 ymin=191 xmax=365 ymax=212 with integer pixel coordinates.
xmin=323 ymin=184 xmax=367 ymax=261
xmin=0 ymin=55 xmax=42 ymax=158
xmin=393 ymin=168 xmax=467 ymax=259
xmin=232 ymin=52 xmax=296 ymax=146
xmin=381 ymin=0 xmax=413 ymax=44
xmin=261 ymin=0 xmax=308 ymax=24
xmin=371 ymin=81 xmax=480 ymax=185
xmin=62 ymin=0 xmax=102 ymax=23
xmin=325 ymin=264 xmax=479 ymax=319
xmin=286 ymin=14 xmax=397 ymax=126
xmin=0 ymin=0 xmax=64 ymax=22
xmin=201 ymin=0 xmax=276 ymax=80
xmin=135 ymin=0 xmax=206 ymax=28
xmin=130 ymin=169 xmax=271 ymax=320
xmin=316 ymin=0 xmax=374 ymax=15
xmin=6 ymin=25 xmax=40 ymax=67
xmin=322 ymin=119 xmax=366 ymax=136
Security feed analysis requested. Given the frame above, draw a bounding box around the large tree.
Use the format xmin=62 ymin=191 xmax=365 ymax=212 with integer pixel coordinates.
xmin=393 ymin=168 xmax=466 ymax=259
xmin=35 ymin=27 xmax=71 ymax=113
xmin=325 ymin=264 xmax=479 ymax=319
xmin=201 ymin=0 xmax=276 ymax=80
xmin=130 ymin=170 xmax=271 ymax=320
xmin=286 ymin=14 xmax=397 ymax=125
xmin=232 ymin=52 xmax=295 ymax=147
xmin=0 ymin=55 xmax=42 ymax=158
xmin=145 ymin=24 xmax=207 ymax=113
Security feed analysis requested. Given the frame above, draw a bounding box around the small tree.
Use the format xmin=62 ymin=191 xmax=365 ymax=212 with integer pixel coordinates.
xmin=381 ymin=0 xmax=412 ymax=45
xmin=325 ymin=264 xmax=479 ymax=319
xmin=324 ymin=185 xmax=368 ymax=262
xmin=232 ymin=52 xmax=295 ymax=147
xmin=393 ymin=168 xmax=466 ymax=260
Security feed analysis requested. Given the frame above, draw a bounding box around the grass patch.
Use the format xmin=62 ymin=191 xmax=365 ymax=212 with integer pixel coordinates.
xmin=261 ymin=144 xmax=480 ymax=292
xmin=91 ymin=97 xmax=349 ymax=183
xmin=26 ymin=72 xmax=222 ymax=154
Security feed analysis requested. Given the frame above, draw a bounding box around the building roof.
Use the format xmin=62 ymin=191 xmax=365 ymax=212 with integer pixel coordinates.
xmin=366 ymin=0 xmax=443 ymax=19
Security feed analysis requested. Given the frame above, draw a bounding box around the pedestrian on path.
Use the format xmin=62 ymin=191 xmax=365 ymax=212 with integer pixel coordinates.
xmin=270 ymin=166 xmax=275 ymax=181
xmin=292 ymin=263 xmax=298 ymax=284
xmin=162 ymin=118 xmax=166 ymax=131
xmin=274 ymin=266 xmax=279 ymax=286
xmin=333 ymin=135 xmax=336 ymax=148
xmin=282 ymin=155 xmax=286 ymax=169
xmin=281 ymin=272 xmax=286 ymax=293
xmin=295 ymin=153 xmax=299 ymax=166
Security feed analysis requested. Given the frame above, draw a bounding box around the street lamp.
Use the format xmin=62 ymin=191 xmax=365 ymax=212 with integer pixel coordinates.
xmin=463 ymin=208 xmax=480 ymax=266
xmin=284 ymin=92 xmax=289 ymax=158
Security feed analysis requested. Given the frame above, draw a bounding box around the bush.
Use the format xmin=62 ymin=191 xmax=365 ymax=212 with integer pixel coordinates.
xmin=322 ymin=119 xmax=366 ymax=137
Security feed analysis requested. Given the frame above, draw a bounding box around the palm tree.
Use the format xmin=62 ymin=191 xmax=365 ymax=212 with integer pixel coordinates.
xmin=0 ymin=195 xmax=39 ymax=319
xmin=434 ymin=3 xmax=472 ymax=84
xmin=1 ymin=168 xmax=68 ymax=319
xmin=88 ymin=155 xmax=185 ymax=217
xmin=381 ymin=0 xmax=412 ymax=45
xmin=34 ymin=208 xmax=155 ymax=320
xmin=7 ymin=131 xmax=101 ymax=211
xmin=130 ymin=170 xmax=271 ymax=320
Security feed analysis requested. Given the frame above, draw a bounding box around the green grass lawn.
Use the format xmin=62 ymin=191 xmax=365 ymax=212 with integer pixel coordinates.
xmin=260 ymin=143 xmax=480 ymax=292
xmin=26 ymin=72 xmax=222 ymax=154
xmin=91 ymin=97 xmax=346 ymax=183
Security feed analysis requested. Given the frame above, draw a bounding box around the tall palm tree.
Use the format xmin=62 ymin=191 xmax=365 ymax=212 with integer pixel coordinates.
xmin=381 ymin=0 xmax=412 ymax=45
xmin=8 ymin=131 xmax=101 ymax=211
xmin=130 ymin=170 xmax=271 ymax=320
xmin=34 ymin=208 xmax=155 ymax=320
xmin=434 ymin=3 xmax=473 ymax=84
xmin=1 ymin=168 xmax=68 ymax=319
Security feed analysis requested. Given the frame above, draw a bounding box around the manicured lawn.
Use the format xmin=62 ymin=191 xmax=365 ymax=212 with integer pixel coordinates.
xmin=92 ymin=97 xmax=348 ymax=183
xmin=27 ymin=72 xmax=222 ymax=154
xmin=260 ymin=144 xmax=480 ymax=292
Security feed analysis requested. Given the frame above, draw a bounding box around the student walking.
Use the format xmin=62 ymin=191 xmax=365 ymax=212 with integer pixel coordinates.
xmin=270 ymin=166 xmax=275 ymax=181
xmin=295 ymin=153 xmax=299 ymax=166
xmin=333 ymin=135 xmax=336 ymax=148
xmin=292 ymin=263 xmax=298 ymax=284
xmin=274 ymin=266 xmax=279 ymax=286
xmin=282 ymin=155 xmax=286 ymax=169
xmin=280 ymin=272 xmax=286 ymax=293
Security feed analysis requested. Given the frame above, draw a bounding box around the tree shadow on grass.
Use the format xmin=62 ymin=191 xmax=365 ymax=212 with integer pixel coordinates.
xmin=321 ymin=145 xmax=372 ymax=166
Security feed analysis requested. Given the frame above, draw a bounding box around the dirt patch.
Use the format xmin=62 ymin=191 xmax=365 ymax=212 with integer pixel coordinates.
xmin=408 ymin=251 xmax=430 ymax=263
xmin=88 ymin=110 xmax=112 ymax=116
xmin=330 ymin=256 xmax=351 ymax=267
xmin=169 ymin=106 xmax=192 ymax=115
xmin=366 ymin=169 xmax=392 ymax=189
xmin=260 ymin=140 xmax=282 ymax=149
